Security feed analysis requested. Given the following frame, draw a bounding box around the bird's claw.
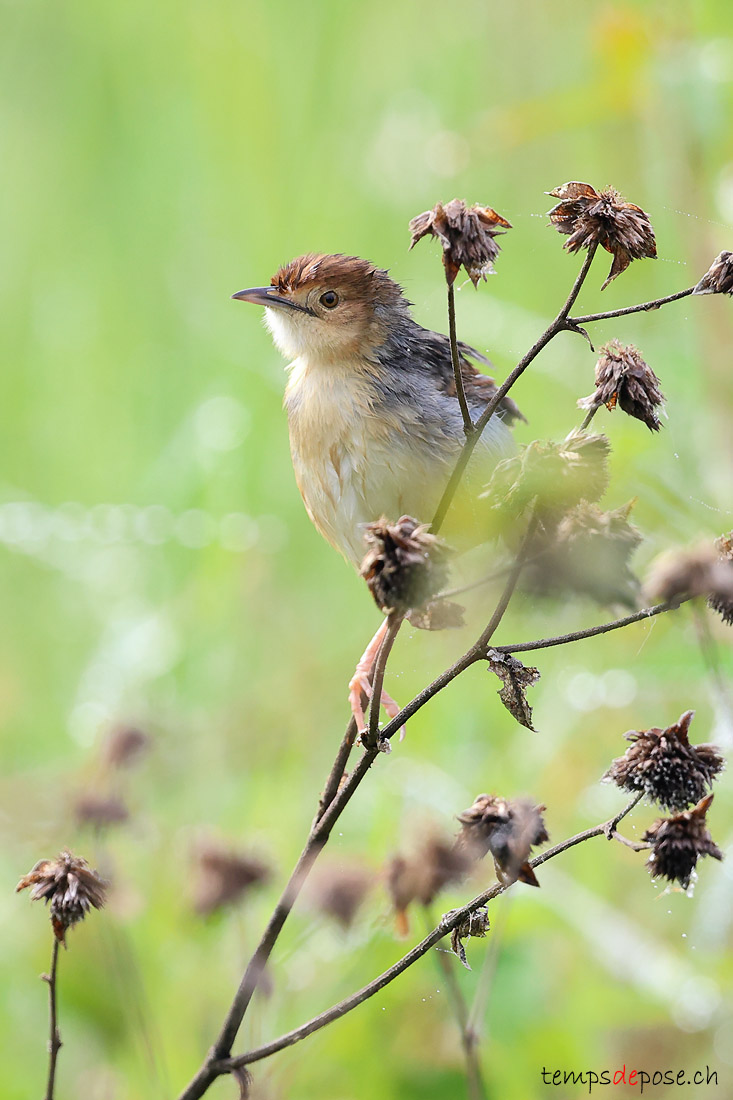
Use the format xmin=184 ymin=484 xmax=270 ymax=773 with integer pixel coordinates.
xmin=348 ymin=669 xmax=405 ymax=744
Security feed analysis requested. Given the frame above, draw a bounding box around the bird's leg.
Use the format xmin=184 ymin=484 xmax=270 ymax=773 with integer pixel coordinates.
xmin=348 ymin=618 xmax=403 ymax=735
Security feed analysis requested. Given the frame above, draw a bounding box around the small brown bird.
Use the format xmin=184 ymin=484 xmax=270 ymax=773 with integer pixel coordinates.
xmin=233 ymin=254 xmax=522 ymax=728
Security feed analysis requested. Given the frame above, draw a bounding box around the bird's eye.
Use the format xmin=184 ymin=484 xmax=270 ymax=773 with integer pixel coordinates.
xmin=319 ymin=290 xmax=340 ymax=309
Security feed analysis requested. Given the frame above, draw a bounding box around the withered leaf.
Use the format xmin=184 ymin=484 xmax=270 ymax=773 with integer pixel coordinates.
xmin=448 ymin=907 xmax=490 ymax=970
xmin=488 ymin=651 xmax=541 ymax=730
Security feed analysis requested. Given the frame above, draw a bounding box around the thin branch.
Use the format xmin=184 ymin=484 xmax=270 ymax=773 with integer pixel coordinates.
xmin=431 ymin=244 xmax=598 ymax=535
xmin=221 ymin=794 xmax=643 ymax=1073
xmin=604 ymin=790 xmax=644 ymax=839
xmin=43 ymin=937 xmax=61 ymax=1100
xmin=447 ymin=282 xmax=475 ymax=435
xmin=578 ymin=404 xmax=600 ymax=431
xmin=423 ymin=905 xmax=487 ymax=1100
xmin=366 ymin=613 xmax=404 ymax=747
xmin=611 ymin=831 xmax=650 ymax=852
xmin=492 ymin=599 xmax=688 ymax=655
xmin=315 ymin=718 xmax=358 ymax=824
xmin=570 ymin=286 xmax=694 ymax=326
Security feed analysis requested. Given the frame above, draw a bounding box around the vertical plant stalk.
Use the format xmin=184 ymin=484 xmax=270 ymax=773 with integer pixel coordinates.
xmin=578 ymin=404 xmax=600 ymax=431
xmin=423 ymin=906 xmax=487 ymax=1100
xmin=432 ymin=243 xmax=598 ymax=535
xmin=447 ymin=281 xmax=475 ymax=435
xmin=366 ymin=613 xmax=404 ymax=746
xmin=43 ymin=938 xmax=62 ymax=1100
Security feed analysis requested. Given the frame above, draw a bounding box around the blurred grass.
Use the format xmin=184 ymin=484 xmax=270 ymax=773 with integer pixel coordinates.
xmin=2 ymin=1 xmax=733 ymax=1097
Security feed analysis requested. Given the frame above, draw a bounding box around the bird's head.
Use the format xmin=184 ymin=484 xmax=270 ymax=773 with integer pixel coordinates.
xmin=232 ymin=253 xmax=410 ymax=363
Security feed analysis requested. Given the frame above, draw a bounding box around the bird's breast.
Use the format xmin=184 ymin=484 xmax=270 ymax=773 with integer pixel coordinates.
xmin=283 ymin=356 xmax=511 ymax=565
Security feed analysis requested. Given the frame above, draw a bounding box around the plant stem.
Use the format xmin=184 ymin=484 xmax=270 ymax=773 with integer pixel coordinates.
xmin=220 ymin=795 xmax=643 ymax=1074
xmin=491 ymin=599 xmax=688 ymax=655
xmin=578 ymin=404 xmax=600 ymax=431
xmin=423 ymin=905 xmax=487 ymax=1100
xmin=432 ymin=243 xmax=598 ymax=535
xmin=366 ymin=614 xmax=403 ymax=746
xmin=44 ymin=937 xmax=61 ymax=1100
xmin=447 ymin=281 xmax=475 ymax=436
xmin=570 ymin=287 xmax=694 ymax=325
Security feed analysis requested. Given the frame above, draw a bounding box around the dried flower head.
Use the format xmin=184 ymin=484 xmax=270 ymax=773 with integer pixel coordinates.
xmin=307 ymin=861 xmax=374 ymax=929
xmin=644 ymin=543 xmax=733 ymax=608
xmin=74 ymin=792 xmax=129 ymax=830
xmin=525 ymin=501 xmax=641 ymax=608
xmin=693 ymin=251 xmax=733 ymax=296
xmin=386 ymin=831 xmax=472 ymax=935
xmin=409 ymin=199 xmax=512 ymax=286
xmin=457 ymin=795 xmax=549 ymax=887
xmin=192 ymin=842 xmax=271 ymax=916
xmin=578 ymin=340 xmax=665 ymax=431
xmin=102 ymin=725 xmax=150 ymax=770
xmin=605 ymin=710 xmax=725 ymax=812
xmin=16 ymin=851 xmax=107 ymax=944
xmin=644 ymin=794 xmax=723 ymax=889
xmin=449 ymin=906 xmax=490 ymax=970
xmin=547 ymin=181 xmax=656 ymax=290
xmin=360 ymin=515 xmax=449 ymax=616
xmin=708 ymin=531 xmax=733 ymax=625
xmin=484 ymin=431 xmax=611 ymax=522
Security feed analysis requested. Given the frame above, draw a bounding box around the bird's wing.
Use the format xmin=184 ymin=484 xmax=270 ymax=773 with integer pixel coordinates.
xmin=410 ymin=328 xmax=526 ymax=425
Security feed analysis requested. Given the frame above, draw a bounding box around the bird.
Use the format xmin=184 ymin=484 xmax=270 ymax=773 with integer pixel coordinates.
xmin=232 ymin=253 xmax=523 ymax=730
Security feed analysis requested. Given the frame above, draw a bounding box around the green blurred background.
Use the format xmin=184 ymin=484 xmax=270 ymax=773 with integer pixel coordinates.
xmin=2 ymin=1 xmax=733 ymax=1097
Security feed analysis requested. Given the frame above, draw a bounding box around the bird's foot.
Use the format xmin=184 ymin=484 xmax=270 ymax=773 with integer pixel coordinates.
xmin=348 ymin=622 xmax=405 ymax=743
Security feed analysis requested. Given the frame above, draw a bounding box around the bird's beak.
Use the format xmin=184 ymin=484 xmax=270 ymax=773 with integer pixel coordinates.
xmin=231 ymin=286 xmax=307 ymax=312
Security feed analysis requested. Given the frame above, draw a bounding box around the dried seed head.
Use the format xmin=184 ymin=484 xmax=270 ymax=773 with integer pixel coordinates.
xmin=307 ymin=861 xmax=374 ymax=929
xmin=457 ymin=795 xmax=549 ymax=887
xmin=644 ymin=543 xmax=733 ymax=607
xmin=547 ymin=181 xmax=656 ymax=290
xmin=102 ymin=725 xmax=150 ymax=770
xmin=604 ymin=710 xmax=725 ymax=812
xmin=708 ymin=531 xmax=733 ymax=625
xmin=386 ymin=831 xmax=472 ymax=934
xmin=578 ymin=340 xmax=665 ymax=432
xmin=360 ymin=515 xmax=449 ymax=616
xmin=693 ymin=251 xmax=733 ymax=296
xmin=409 ymin=199 xmax=512 ymax=286
xmin=192 ymin=842 xmax=271 ymax=916
xmin=524 ymin=501 xmax=641 ymax=608
xmin=16 ymin=851 xmax=107 ymax=944
xmin=643 ymin=794 xmax=723 ymax=889
xmin=74 ymin=793 xmax=130 ymax=830
xmin=484 ymin=431 xmax=611 ymax=523
xmin=450 ymin=906 xmax=490 ymax=970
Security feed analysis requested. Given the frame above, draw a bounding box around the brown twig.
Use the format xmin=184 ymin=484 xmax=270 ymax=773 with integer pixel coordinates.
xmin=447 ymin=282 xmax=475 ymax=435
xmin=43 ymin=937 xmax=62 ymax=1100
xmin=366 ymin=613 xmax=404 ymax=747
xmin=432 ymin=242 xmax=598 ymax=534
xmin=491 ymin=599 xmax=689 ymax=656
xmin=220 ymin=794 xmax=643 ymax=1074
xmin=570 ymin=287 xmax=694 ymax=326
